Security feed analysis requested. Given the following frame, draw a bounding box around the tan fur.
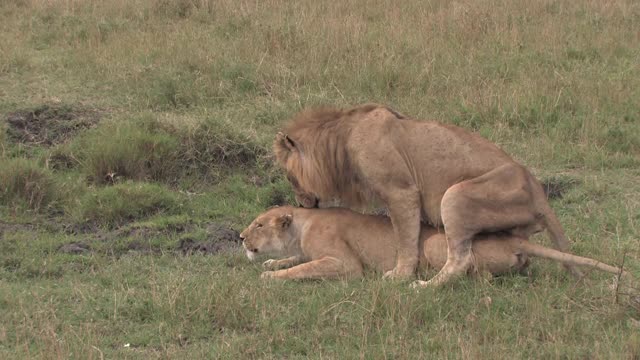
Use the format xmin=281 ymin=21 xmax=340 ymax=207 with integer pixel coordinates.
xmin=274 ymin=103 xmax=583 ymax=286
xmin=240 ymin=207 xmax=626 ymax=280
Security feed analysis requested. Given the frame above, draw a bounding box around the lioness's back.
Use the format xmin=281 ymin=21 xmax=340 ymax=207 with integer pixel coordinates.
xmin=302 ymin=208 xmax=399 ymax=272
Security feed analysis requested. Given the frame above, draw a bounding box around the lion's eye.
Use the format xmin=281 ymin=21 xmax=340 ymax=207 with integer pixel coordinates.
xmin=256 ymin=223 xmax=263 ymax=228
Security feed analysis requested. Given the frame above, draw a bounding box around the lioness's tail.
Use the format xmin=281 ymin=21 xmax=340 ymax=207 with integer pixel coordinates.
xmin=515 ymin=239 xmax=627 ymax=276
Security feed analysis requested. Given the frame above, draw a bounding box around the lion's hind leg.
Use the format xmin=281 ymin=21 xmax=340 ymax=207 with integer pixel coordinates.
xmin=414 ymin=163 xmax=540 ymax=288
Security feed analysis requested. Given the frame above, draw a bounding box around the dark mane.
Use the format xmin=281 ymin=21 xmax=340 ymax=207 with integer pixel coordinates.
xmin=274 ymin=104 xmax=398 ymax=206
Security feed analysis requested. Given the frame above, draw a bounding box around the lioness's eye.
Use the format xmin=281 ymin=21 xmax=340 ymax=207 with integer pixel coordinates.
xmin=256 ymin=223 xmax=263 ymax=228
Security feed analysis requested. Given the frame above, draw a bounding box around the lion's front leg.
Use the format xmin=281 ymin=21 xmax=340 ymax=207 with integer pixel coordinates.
xmin=261 ymin=256 xmax=363 ymax=280
xmin=262 ymin=256 xmax=303 ymax=270
xmin=383 ymin=187 xmax=422 ymax=280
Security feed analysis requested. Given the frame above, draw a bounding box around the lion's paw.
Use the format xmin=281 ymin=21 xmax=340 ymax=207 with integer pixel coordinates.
xmin=410 ymin=280 xmax=429 ymax=290
xmin=383 ymin=269 xmax=414 ymax=281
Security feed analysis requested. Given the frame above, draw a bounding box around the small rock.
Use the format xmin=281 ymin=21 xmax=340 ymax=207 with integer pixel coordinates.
xmin=58 ymin=242 xmax=91 ymax=254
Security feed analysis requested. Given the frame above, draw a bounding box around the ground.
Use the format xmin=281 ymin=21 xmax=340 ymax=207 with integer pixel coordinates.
xmin=0 ymin=1 xmax=639 ymax=358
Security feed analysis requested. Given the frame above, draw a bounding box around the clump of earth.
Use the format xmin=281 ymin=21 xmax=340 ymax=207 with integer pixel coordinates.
xmin=177 ymin=223 xmax=241 ymax=255
xmin=5 ymin=104 xmax=102 ymax=146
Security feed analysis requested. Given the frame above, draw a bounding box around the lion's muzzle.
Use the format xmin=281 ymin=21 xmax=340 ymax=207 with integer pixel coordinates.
xmin=295 ymin=194 xmax=319 ymax=208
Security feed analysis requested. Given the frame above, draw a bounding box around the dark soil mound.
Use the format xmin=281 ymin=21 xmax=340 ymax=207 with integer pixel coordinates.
xmin=5 ymin=104 xmax=101 ymax=146
xmin=205 ymin=223 xmax=240 ymax=243
xmin=177 ymin=223 xmax=240 ymax=255
xmin=124 ymin=240 xmax=158 ymax=254
xmin=58 ymin=242 xmax=91 ymax=254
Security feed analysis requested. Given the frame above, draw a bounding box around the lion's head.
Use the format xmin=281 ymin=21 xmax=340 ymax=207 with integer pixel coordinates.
xmin=239 ymin=207 xmax=294 ymax=261
xmin=273 ymin=132 xmax=321 ymax=208
xmin=274 ymin=105 xmax=384 ymax=208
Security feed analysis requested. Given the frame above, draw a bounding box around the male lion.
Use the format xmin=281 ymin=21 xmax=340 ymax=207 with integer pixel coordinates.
xmin=274 ymin=104 xmax=583 ymax=287
xmin=240 ymin=206 xmax=625 ymax=280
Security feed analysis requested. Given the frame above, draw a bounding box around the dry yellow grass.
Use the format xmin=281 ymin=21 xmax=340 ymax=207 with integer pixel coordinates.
xmin=1 ymin=1 xmax=638 ymax=167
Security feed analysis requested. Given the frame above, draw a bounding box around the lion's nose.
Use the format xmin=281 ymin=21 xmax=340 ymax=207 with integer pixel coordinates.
xmin=239 ymin=234 xmax=246 ymax=241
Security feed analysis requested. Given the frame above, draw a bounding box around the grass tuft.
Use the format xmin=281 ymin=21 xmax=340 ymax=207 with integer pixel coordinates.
xmin=0 ymin=158 xmax=57 ymax=211
xmin=73 ymin=114 xmax=180 ymax=184
xmin=177 ymin=116 xmax=267 ymax=176
xmin=148 ymin=72 xmax=197 ymax=109
xmin=73 ymin=113 xmax=266 ymax=185
xmin=71 ymin=182 xmax=180 ymax=227
xmin=599 ymin=125 xmax=640 ymax=155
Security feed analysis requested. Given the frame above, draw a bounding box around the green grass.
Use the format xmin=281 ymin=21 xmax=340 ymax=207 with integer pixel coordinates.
xmin=72 ymin=114 xmax=182 ymax=184
xmin=70 ymin=182 xmax=182 ymax=228
xmin=70 ymin=112 xmax=267 ymax=186
xmin=1 ymin=0 xmax=639 ymax=358
xmin=0 ymin=158 xmax=57 ymax=212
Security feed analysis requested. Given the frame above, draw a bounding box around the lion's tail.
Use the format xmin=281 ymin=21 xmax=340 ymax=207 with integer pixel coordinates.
xmin=529 ymin=174 xmax=585 ymax=277
xmin=515 ymin=238 xmax=627 ymax=276
xmin=541 ymin=208 xmax=572 ymax=252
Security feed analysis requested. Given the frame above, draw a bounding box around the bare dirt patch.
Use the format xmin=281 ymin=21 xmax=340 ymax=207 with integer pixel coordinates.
xmin=177 ymin=223 xmax=241 ymax=255
xmin=57 ymin=242 xmax=91 ymax=254
xmin=124 ymin=240 xmax=158 ymax=255
xmin=100 ymin=222 xmax=240 ymax=256
xmin=5 ymin=104 xmax=102 ymax=146
xmin=0 ymin=221 xmax=36 ymax=239
xmin=118 ymin=222 xmax=191 ymax=239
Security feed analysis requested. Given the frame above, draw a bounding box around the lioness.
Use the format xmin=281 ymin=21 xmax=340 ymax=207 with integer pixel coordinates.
xmin=240 ymin=206 xmax=625 ymax=280
xmin=274 ymin=104 xmax=583 ymax=287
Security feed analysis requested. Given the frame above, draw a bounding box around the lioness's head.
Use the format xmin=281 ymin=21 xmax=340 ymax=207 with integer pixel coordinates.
xmin=239 ymin=207 xmax=295 ymax=261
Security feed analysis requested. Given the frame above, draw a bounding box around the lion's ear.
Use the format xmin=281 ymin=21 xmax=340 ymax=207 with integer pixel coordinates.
xmin=275 ymin=132 xmax=298 ymax=153
xmin=274 ymin=213 xmax=293 ymax=228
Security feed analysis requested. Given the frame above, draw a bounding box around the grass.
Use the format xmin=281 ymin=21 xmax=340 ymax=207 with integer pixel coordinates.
xmin=0 ymin=158 xmax=57 ymax=212
xmin=71 ymin=112 xmax=267 ymax=185
xmin=70 ymin=182 xmax=181 ymax=228
xmin=72 ymin=114 xmax=182 ymax=184
xmin=0 ymin=0 xmax=639 ymax=358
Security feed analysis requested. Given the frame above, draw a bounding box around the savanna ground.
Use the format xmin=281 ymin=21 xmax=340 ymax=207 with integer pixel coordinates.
xmin=0 ymin=0 xmax=639 ymax=358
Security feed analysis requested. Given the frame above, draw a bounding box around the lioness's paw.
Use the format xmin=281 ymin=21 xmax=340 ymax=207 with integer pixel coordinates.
xmin=262 ymin=259 xmax=278 ymax=270
xmin=260 ymin=271 xmax=276 ymax=279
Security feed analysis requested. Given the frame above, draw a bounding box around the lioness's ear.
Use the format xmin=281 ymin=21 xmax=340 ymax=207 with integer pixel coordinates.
xmin=276 ymin=132 xmax=298 ymax=152
xmin=274 ymin=213 xmax=293 ymax=228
